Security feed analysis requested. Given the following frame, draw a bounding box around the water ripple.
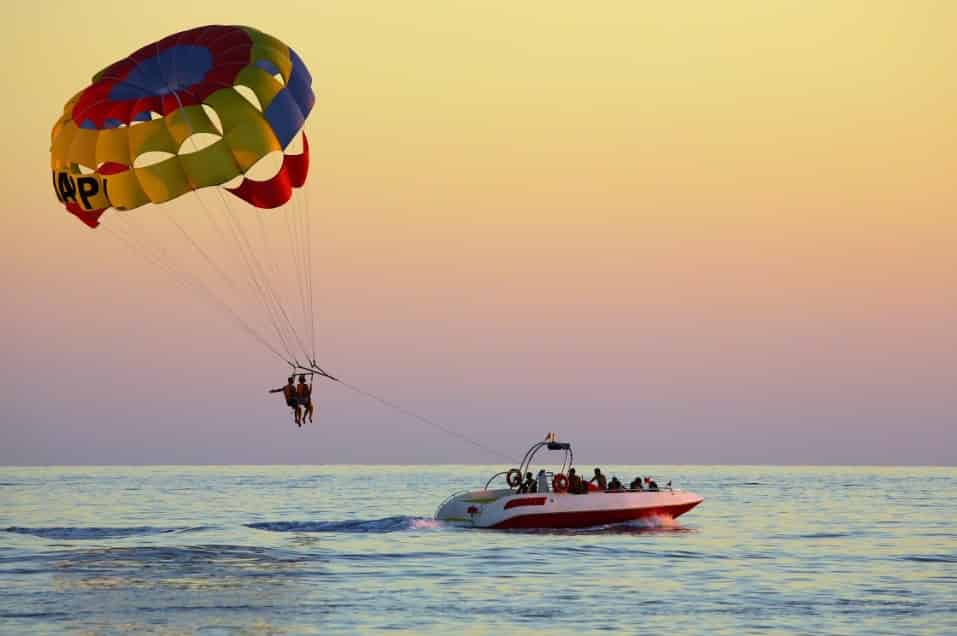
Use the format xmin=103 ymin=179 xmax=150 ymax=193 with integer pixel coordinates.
xmin=1 ymin=464 xmax=954 ymax=635
xmin=3 ymin=526 xmax=210 ymax=540
xmin=245 ymin=516 xmax=440 ymax=533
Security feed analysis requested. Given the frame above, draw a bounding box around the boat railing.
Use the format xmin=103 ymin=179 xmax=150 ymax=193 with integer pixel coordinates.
xmin=484 ymin=471 xmax=511 ymax=491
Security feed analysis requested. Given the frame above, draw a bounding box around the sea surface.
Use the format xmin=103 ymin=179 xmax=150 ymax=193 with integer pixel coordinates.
xmin=1 ymin=465 xmax=954 ymax=635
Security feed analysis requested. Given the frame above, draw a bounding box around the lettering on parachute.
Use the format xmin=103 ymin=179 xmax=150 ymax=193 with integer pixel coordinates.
xmin=52 ymin=171 xmax=110 ymax=210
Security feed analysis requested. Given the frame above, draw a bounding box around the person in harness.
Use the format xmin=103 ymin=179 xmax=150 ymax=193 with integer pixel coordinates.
xmin=296 ymin=374 xmax=314 ymax=424
xmin=269 ymin=376 xmax=301 ymax=426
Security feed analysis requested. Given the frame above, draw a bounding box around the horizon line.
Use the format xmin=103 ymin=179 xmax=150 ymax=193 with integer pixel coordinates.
xmin=2 ymin=462 xmax=954 ymax=469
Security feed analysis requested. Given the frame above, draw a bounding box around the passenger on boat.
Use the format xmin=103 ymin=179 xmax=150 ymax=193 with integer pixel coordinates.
xmin=517 ymin=472 xmax=536 ymax=494
xmin=590 ymin=468 xmax=607 ymax=491
xmin=645 ymin=477 xmax=659 ymax=492
xmin=629 ymin=476 xmax=644 ymax=490
xmin=536 ymin=469 xmax=548 ymax=493
xmin=567 ymin=468 xmax=584 ymax=494
xmin=607 ymin=476 xmax=623 ymax=490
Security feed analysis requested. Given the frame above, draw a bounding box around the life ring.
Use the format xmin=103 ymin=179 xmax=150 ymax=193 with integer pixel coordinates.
xmin=552 ymin=473 xmax=569 ymax=493
xmin=506 ymin=468 xmax=523 ymax=488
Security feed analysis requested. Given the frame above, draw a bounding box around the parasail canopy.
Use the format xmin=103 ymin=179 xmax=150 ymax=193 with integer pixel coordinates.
xmin=50 ymin=25 xmax=315 ymax=228
xmin=50 ymin=25 xmax=323 ymax=373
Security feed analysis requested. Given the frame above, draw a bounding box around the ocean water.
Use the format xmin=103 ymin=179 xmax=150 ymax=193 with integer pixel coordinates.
xmin=1 ymin=465 xmax=954 ymax=635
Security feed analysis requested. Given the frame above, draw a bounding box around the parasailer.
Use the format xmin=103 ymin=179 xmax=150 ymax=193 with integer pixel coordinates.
xmin=269 ymin=377 xmax=301 ymax=426
xmin=296 ymin=374 xmax=315 ymax=424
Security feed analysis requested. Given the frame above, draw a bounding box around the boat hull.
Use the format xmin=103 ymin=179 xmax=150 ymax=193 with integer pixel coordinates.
xmin=436 ymin=488 xmax=703 ymax=529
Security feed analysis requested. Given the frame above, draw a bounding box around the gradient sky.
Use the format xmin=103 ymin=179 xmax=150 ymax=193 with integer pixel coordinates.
xmin=3 ymin=1 xmax=955 ymax=465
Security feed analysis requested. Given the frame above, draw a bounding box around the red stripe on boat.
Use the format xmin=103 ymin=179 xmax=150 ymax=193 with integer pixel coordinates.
xmin=503 ymin=497 xmax=547 ymax=510
xmin=492 ymin=501 xmax=701 ymax=529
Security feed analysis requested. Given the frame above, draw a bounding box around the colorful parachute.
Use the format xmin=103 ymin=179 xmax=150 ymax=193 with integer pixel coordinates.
xmin=50 ymin=26 xmax=324 ymax=373
xmin=50 ymin=25 xmax=315 ymax=228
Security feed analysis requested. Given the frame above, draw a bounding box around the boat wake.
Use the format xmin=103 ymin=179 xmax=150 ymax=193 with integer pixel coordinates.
xmin=589 ymin=515 xmax=691 ymax=534
xmin=246 ymin=516 xmax=442 ymax=534
xmin=3 ymin=526 xmax=210 ymax=540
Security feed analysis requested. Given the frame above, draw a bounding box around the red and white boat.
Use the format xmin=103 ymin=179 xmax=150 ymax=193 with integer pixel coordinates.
xmin=435 ymin=436 xmax=703 ymax=529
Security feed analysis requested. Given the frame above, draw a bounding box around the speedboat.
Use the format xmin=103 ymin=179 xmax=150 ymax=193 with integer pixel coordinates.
xmin=435 ymin=435 xmax=703 ymax=529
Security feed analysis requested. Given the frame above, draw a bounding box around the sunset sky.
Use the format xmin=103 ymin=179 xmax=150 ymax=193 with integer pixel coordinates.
xmin=3 ymin=1 xmax=955 ymax=465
